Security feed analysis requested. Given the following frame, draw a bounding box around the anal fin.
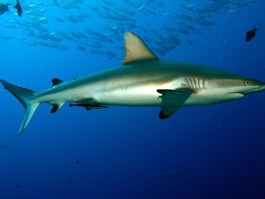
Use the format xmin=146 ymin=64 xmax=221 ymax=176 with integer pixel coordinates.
xmin=50 ymin=103 xmax=64 ymax=113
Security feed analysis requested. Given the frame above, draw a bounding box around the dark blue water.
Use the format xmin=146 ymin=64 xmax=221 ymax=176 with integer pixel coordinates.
xmin=0 ymin=1 xmax=265 ymax=199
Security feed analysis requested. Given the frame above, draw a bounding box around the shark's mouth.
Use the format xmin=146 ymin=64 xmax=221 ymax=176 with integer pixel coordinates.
xmin=237 ymin=86 xmax=265 ymax=95
xmin=231 ymin=92 xmax=245 ymax=98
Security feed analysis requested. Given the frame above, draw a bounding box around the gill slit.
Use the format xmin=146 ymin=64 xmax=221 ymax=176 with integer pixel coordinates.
xmin=187 ymin=77 xmax=205 ymax=89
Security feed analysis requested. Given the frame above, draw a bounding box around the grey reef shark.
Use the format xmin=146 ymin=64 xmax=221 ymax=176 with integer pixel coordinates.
xmin=1 ymin=32 xmax=265 ymax=136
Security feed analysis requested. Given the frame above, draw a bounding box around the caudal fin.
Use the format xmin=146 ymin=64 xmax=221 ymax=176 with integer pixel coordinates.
xmin=0 ymin=80 xmax=39 ymax=136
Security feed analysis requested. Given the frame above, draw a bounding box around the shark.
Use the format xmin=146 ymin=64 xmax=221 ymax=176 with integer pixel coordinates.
xmin=1 ymin=32 xmax=265 ymax=136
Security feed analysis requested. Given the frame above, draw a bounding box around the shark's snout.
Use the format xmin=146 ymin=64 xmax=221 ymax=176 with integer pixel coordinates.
xmin=253 ymin=80 xmax=265 ymax=91
xmin=260 ymin=84 xmax=265 ymax=91
xmin=241 ymin=79 xmax=265 ymax=95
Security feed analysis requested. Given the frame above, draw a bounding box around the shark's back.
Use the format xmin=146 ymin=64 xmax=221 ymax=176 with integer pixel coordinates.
xmin=117 ymin=59 xmax=246 ymax=81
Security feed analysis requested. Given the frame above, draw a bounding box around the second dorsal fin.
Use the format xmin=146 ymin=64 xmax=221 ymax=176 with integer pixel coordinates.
xmin=122 ymin=32 xmax=158 ymax=65
xmin=52 ymin=78 xmax=63 ymax=87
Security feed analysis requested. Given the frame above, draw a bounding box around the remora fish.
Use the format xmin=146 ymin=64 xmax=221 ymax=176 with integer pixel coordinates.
xmin=1 ymin=32 xmax=265 ymax=136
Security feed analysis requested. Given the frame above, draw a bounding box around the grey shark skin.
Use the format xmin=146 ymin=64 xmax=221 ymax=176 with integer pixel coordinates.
xmin=1 ymin=32 xmax=265 ymax=136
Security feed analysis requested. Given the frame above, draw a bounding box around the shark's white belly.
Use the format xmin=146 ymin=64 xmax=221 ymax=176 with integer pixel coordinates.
xmin=93 ymin=85 xmax=163 ymax=106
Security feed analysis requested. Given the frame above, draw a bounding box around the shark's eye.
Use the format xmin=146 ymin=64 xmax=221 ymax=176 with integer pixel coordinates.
xmin=244 ymin=80 xmax=251 ymax=86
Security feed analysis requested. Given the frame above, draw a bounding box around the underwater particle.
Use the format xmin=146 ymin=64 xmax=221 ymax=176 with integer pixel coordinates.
xmin=72 ymin=74 xmax=77 ymax=80
xmin=187 ymin=39 xmax=194 ymax=46
xmin=16 ymin=184 xmax=21 ymax=189
xmin=68 ymin=177 xmax=72 ymax=182
xmin=246 ymin=26 xmax=259 ymax=42
xmin=76 ymin=160 xmax=80 ymax=165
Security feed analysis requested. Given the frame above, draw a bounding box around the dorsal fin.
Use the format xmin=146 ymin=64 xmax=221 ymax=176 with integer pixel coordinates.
xmin=122 ymin=32 xmax=158 ymax=65
xmin=52 ymin=78 xmax=63 ymax=87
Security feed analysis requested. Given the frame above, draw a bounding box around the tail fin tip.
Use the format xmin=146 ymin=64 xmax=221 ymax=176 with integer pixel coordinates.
xmin=0 ymin=80 xmax=39 ymax=136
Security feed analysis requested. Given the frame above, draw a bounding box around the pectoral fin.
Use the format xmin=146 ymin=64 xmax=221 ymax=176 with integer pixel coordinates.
xmin=159 ymin=106 xmax=181 ymax=119
xmin=157 ymin=88 xmax=192 ymax=119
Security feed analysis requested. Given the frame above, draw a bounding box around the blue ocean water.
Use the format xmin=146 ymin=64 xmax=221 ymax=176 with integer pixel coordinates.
xmin=0 ymin=0 xmax=265 ymax=199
